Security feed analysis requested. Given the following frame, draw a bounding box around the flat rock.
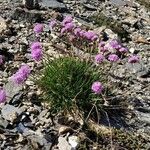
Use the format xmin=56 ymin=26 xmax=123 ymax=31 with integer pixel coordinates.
xmin=0 ymin=16 xmax=7 ymax=34
xmin=39 ymin=0 xmax=67 ymax=11
xmin=126 ymin=62 xmax=150 ymax=77
xmin=4 ymin=81 xmax=22 ymax=103
xmin=136 ymin=111 xmax=150 ymax=124
xmin=1 ymin=104 xmax=22 ymax=122
xmin=58 ymin=137 xmax=71 ymax=150
xmin=0 ymin=116 xmax=9 ymax=128
xmin=12 ymin=8 xmax=44 ymax=23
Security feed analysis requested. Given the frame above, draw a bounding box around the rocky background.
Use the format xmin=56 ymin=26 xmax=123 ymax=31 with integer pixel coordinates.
xmin=0 ymin=0 xmax=150 ymax=149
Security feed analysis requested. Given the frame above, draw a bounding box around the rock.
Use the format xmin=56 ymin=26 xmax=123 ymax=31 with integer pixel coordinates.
xmin=59 ymin=126 xmax=73 ymax=135
xmin=0 ymin=116 xmax=9 ymax=128
xmin=68 ymin=135 xmax=79 ymax=149
xmin=4 ymin=80 xmax=22 ymax=103
xmin=11 ymin=92 xmax=23 ymax=105
xmin=136 ymin=111 xmax=150 ymax=124
xmin=58 ymin=137 xmax=72 ymax=150
xmin=0 ymin=16 xmax=7 ymax=34
xmin=104 ymin=28 xmax=118 ymax=39
xmin=12 ymin=8 xmax=44 ymax=23
xmin=126 ymin=62 xmax=150 ymax=77
xmin=109 ymin=0 xmax=130 ymax=6
xmin=23 ymin=0 xmax=39 ymax=9
xmin=1 ymin=104 xmax=22 ymax=122
xmin=39 ymin=0 xmax=67 ymax=11
xmin=83 ymin=4 xmax=97 ymax=11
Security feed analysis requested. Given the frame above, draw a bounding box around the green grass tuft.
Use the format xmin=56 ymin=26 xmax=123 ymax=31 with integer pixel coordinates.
xmin=35 ymin=56 xmax=105 ymax=114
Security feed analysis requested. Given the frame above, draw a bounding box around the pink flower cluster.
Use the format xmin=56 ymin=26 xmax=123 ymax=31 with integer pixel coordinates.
xmin=31 ymin=42 xmax=43 ymax=61
xmin=10 ymin=64 xmax=31 ymax=84
xmin=60 ymin=16 xmax=98 ymax=42
xmin=96 ymin=39 xmax=140 ymax=63
xmin=99 ymin=39 xmax=128 ymax=54
xmin=34 ymin=23 xmax=43 ymax=36
xmin=128 ymin=55 xmax=139 ymax=63
xmin=91 ymin=81 xmax=103 ymax=94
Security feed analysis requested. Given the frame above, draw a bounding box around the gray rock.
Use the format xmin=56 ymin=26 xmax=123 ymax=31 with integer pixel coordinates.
xmin=1 ymin=104 xmax=22 ymax=122
xmin=0 ymin=16 xmax=7 ymax=34
xmin=0 ymin=116 xmax=9 ymax=128
xmin=39 ymin=0 xmax=67 ymax=11
xmin=4 ymin=81 xmax=22 ymax=103
xmin=83 ymin=4 xmax=97 ymax=11
xmin=126 ymin=62 xmax=150 ymax=77
xmin=23 ymin=0 xmax=39 ymax=9
xmin=58 ymin=137 xmax=72 ymax=150
xmin=136 ymin=111 xmax=150 ymax=124
xmin=12 ymin=8 xmax=44 ymax=23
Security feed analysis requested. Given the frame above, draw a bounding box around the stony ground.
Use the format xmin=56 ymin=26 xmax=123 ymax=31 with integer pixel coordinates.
xmin=0 ymin=0 xmax=150 ymax=149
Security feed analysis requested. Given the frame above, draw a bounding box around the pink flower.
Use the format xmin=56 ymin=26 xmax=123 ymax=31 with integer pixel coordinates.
xmin=0 ymin=88 xmax=6 ymax=103
xmin=31 ymin=48 xmax=42 ymax=61
xmin=64 ymin=22 xmax=75 ymax=31
xmin=61 ymin=22 xmax=75 ymax=34
xmin=19 ymin=65 xmax=31 ymax=76
xmin=83 ymin=31 xmax=97 ymax=41
xmin=61 ymin=27 xmax=67 ymax=34
xmin=79 ymin=30 xmax=86 ymax=37
xmin=10 ymin=65 xmax=31 ymax=84
xmin=74 ymin=27 xmax=82 ymax=36
xmin=62 ymin=16 xmax=73 ymax=26
xmin=101 ymin=44 xmax=110 ymax=52
xmin=99 ymin=41 xmax=105 ymax=47
xmin=109 ymin=39 xmax=121 ymax=49
xmin=95 ymin=54 xmax=104 ymax=64
xmin=108 ymin=54 xmax=119 ymax=62
xmin=128 ymin=55 xmax=139 ymax=63
xmin=49 ymin=20 xmax=57 ymax=29
xmin=10 ymin=73 xmax=26 ymax=84
xmin=119 ymin=47 xmax=128 ymax=53
xmin=0 ymin=55 xmax=4 ymax=65
xmin=91 ymin=81 xmax=103 ymax=94
xmin=91 ymin=35 xmax=98 ymax=41
xmin=33 ymin=23 xmax=43 ymax=34
xmin=31 ymin=42 xmax=42 ymax=50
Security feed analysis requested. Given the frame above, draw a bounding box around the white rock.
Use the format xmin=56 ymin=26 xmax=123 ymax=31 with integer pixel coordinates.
xmin=58 ymin=137 xmax=71 ymax=150
xmin=129 ymin=47 xmax=135 ymax=53
xmin=68 ymin=135 xmax=79 ymax=149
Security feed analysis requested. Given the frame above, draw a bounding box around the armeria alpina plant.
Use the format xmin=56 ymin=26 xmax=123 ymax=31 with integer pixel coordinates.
xmin=34 ymin=56 xmax=106 ymax=114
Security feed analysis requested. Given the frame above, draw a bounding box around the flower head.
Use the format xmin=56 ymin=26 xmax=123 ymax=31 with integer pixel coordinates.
xmin=19 ymin=65 xmax=31 ymax=76
xmin=74 ymin=27 xmax=82 ymax=36
xmin=128 ymin=55 xmax=139 ymax=63
xmin=108 ymin=54 xmax=119 ymax=62
xmin=109 ymin=39 xmax=121 ymax=49
xmin=91 ymin=81 xmax=103 ymax=94
xmin=0 ymin=55 xmax=4 ymax=65
xmin=0 ymin=88 xmax=6 ymax=103
xmin=33 ymin=23 xmax=43 ymax=34
xmin=61 ymin=27 xmax=67 ymax=34
xmin=83 ymin=31 xmax=97 ymax=41
xmin=10 ymin=64 xmax=31 ymax=84
xmin=31 ymin=42 xmax=42 ymax=50
xmin=79 ymin=30 xmax=86 ymax=37
xmin=64 ymin=22 xmax=75 ymax=31
xmin=95 ymin=54 xmax=104 ymax=64
xmin=31 ymin=48 xmax=42 ymax=61
xmin=119 ymin=47 xmax=128 ymax=53
xmin=62 ymin=16 xmax=73 ymax=26
xmin=99 ymin=41 xmax=105 ymax=48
